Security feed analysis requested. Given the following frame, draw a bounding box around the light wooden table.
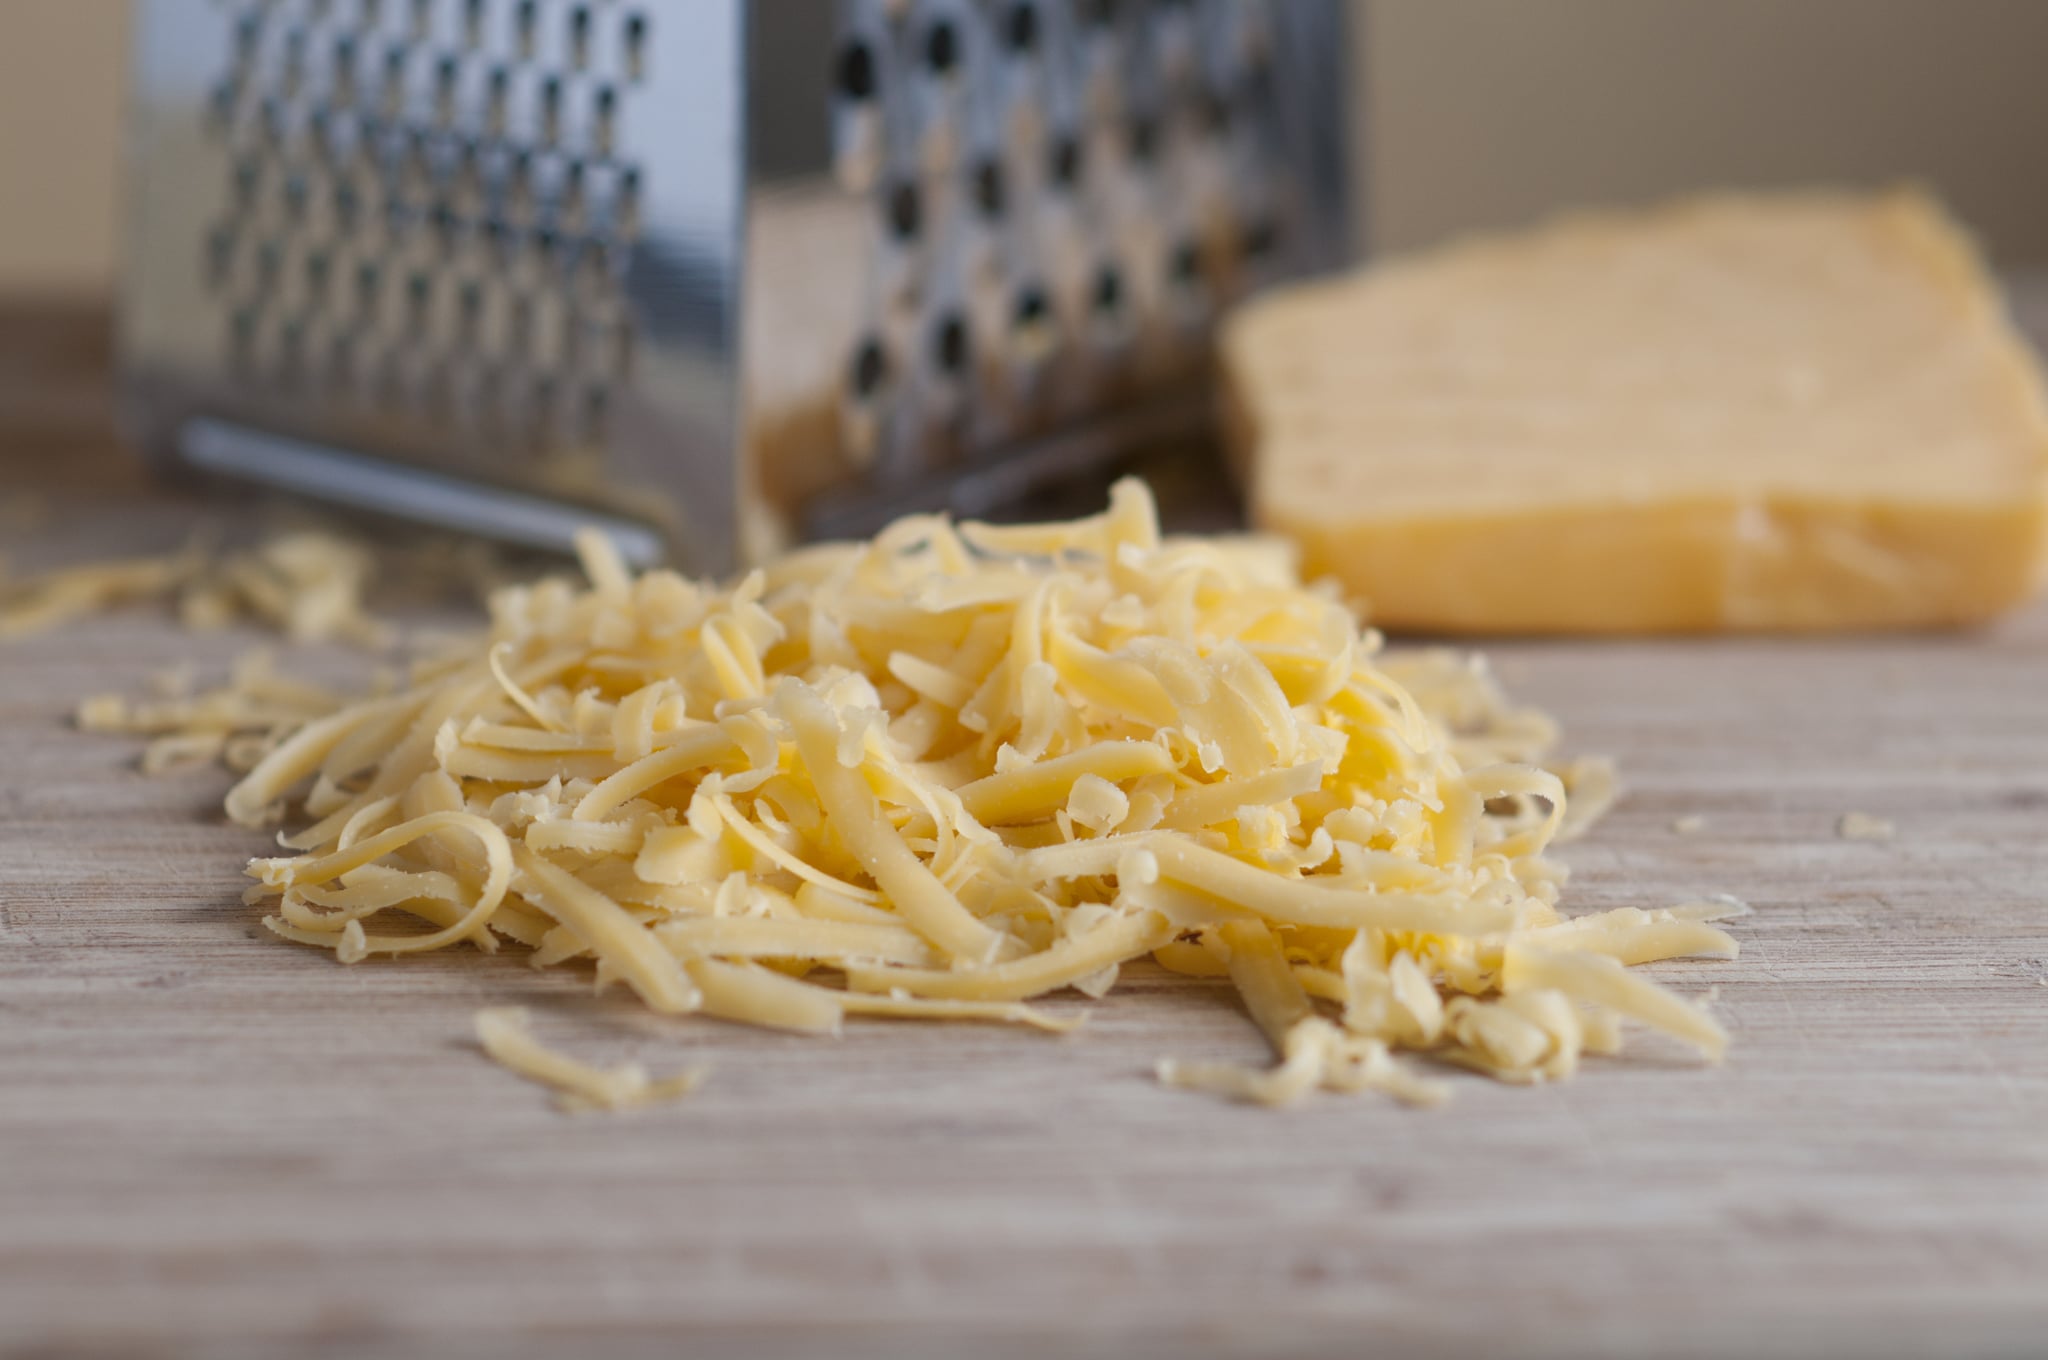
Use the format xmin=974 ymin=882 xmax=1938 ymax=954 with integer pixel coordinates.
xmin=2 ymin=302 xmax=2045 ymax=1360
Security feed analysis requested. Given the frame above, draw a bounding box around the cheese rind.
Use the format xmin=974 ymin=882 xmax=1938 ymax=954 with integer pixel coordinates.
xmin=1224 ymin=190 xmax=2048 ymax=633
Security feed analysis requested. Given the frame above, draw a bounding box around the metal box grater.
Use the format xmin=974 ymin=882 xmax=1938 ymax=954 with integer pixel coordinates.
xmin=119 ymin=0 xmax=1352 ymax=573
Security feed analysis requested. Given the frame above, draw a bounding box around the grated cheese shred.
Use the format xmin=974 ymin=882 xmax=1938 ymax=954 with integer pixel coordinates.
xmin=473 ymin=1007 xmax=706 ymax=1112
xmin=88 ymin=481 xmax=1740 ymax=1106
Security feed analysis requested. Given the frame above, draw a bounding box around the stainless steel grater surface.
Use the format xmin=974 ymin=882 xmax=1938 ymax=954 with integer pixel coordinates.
xmin=120 ymin=0 xmax=1351 ymax=573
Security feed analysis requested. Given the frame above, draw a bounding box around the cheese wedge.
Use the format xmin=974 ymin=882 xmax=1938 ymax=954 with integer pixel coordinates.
xmin=1223 ymin=189 xmax=2048 ymax=632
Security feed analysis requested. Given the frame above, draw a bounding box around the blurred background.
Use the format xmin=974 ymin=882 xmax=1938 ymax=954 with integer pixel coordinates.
xmin=10 ymin=0 xmax=2048 ymax=300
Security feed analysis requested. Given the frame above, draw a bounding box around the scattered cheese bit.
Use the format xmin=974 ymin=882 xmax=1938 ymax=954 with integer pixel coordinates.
xmin=3 ymin=532 xmax=390 ymax=645
xmin=115 ymin=480 xmax=1737 ymax=1107
xmin=1553 ymin=756 xmax=1621 ymax=844
xmin=474 ymin=1006 xmax=706 ymax=1112
xmin=7 ymin=526 xmax=519 ymax=648
xmin=76 ymin=649 xmax=351 ymax=776
xmin=190 ymin=533 xmax=393 ymax=646
xmin=1672 ymin=814 xmax=1707 ymax=835
xmin=1838 ymin=812 xmax=1897 ymax=842
xmin=1 ymin=550 xmax=200 ymax=641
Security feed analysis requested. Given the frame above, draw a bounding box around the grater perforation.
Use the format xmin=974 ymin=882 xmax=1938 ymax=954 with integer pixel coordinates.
xmin=123 ymin=0 xmax=1349 ymax=570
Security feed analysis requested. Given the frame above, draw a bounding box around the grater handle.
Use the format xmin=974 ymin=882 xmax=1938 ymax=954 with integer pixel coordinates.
xmin=180 ymin=419 xmax=667 ymax=566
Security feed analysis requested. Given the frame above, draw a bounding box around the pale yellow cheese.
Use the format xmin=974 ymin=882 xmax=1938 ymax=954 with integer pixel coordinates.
xmin=474 ymin=1007 xmax=706 ymax=1113
xmin=1838 ymin=811 xmax=1897 ymax=842
xmin=1224 ymin=189 xmax=2048 ymax=633
xmin=89 ymin=482 xmax=1742 ymax=1109
xmin=3 ymin=532 xmax=392 ymax=645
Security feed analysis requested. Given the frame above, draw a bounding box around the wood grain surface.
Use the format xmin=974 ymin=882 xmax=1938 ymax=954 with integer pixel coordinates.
xmin=2 ymin=299 xmax=2046 ymax=1360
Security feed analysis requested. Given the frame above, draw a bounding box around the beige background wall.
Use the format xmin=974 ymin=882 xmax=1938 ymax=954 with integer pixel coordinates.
xmin=1366 ymin=0 xmax=2048 ymax=258
xmin=0 ymin=2 xmax=129 ymax=298
xmin=4 ymin=0 xmax=2048 ymax=297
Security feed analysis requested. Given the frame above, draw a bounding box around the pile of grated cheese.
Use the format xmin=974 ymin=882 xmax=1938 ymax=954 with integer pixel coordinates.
xmin=104 ymin=481 xmax=1742 ymax=1108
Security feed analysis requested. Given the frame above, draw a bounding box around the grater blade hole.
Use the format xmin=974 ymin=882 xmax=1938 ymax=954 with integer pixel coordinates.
xmin=1049 ymin=135 xmax=1082 ymax=189
xmin=1011 ymin=285 xmax=1054 ymax=358
xmin=540 ymin=76 xmax=564 ymax=143
xmin=886 ymin=180 xmax=922 ymax=241
xmin=1126 ymin=115 xmax=1158 ymax=164
xmin=334 ymin=180 xmax=361 ymax=230
xmin=924 ymin=20 xmax=960 ymax=76
xmin=1200 ymin=91 xmax=1233 ymax=138
xmin=932 ymin=314 xmax=969 ymax=377
xmin=205 ymin=228 xmax=236 ymax=289
xmin=1004 ymin=3 xmax=1040 ymax=54
xmin=1091 ymin=264 xmax=1124 ymax=320
xmin=836 ymin=39 xmax=878 ymax=101
xmin=616 ymin=167 xmax=642 ymax=236
xmin=234 ymin=11 xmax=261 ymax=63
xmin=850 ymin=338 xmax=888 ymax=400
xmin=1241 ymin=45 xmax=1274 ymax=103
xmin=971 ymin=158 xmax=1005 ymax=219
xmin=624 ymin=13 xmax=649 ymax=79
xmin=569 ymin=6 xmax=593 ymax=69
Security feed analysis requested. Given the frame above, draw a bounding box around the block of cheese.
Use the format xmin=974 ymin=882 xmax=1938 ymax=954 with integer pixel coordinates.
xmin=1222 ymin=189 xmax=2048 ymax=632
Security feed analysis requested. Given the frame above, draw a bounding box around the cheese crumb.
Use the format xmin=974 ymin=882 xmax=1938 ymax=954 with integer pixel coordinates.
xmin=7 ymin=527 xmax=513 ymax=646
xmin=1838 ymin=812 xmax=1896 ymax=842
xmin=474 ymin=1007 xmax=706 ymax=1112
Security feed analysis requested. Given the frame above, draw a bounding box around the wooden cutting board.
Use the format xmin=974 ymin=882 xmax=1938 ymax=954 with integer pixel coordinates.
xmin=1 ymin=301 xmax=2045 ymax=1360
